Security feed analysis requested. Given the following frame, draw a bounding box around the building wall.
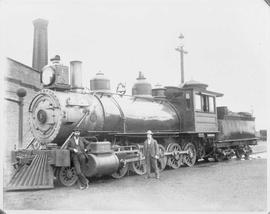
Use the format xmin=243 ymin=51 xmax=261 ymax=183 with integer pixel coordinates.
xmin=4 ymin=57 xmax=41 ymax=185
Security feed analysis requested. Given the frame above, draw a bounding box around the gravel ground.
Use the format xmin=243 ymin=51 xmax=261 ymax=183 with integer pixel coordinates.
xmin=3 ymin=143 xmax=267 ymax=212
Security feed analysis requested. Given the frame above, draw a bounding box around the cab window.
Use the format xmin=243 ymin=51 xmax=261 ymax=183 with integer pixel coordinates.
xmin=185 ymin=92 xmax=191 ymax=110
xmin=195 ymin=94 xmax=202 ymax=111
xmin=209 ymin=96 xmax=215 ymax=112
xmin=202 ymin=95 xmax=209 ymax=112
xmin=195 ymin=94 xmax=215 ymax=113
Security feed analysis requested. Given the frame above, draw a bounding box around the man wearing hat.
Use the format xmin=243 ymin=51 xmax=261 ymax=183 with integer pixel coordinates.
xmin=143 ymin=130 xmax=160 ymax=179
xmin=67 ymin=129 xmax=90 ymax=189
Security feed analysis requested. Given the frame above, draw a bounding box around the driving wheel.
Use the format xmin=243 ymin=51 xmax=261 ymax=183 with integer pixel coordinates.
xmin=157 ymin=144 xmax=167 ymax=172
xmin=130 ymin=160 xmax=146 ymax=175
xmin=167 ymin=143 xmax=182 ymax=169
xmin=183 ymin=142 xmax=197 ymax=167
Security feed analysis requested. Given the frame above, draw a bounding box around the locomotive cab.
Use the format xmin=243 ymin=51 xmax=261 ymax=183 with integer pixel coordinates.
xmin=165 ymin=80 xmax=223 ymax=134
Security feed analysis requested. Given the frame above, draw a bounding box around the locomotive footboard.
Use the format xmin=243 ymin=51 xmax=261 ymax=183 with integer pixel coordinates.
xmin=6 ymin=142 xmax=149 ymax=190
xmin=6 ymin=149 xmax=70 ymax=191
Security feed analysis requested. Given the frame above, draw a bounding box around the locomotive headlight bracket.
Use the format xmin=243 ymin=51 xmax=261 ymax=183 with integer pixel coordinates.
xmin=41 ymin=65 xmax=55 ymax=86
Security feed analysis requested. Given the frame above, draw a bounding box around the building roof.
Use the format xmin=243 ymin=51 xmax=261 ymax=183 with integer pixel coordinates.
xmin=7 ymin=57 xmax=40 ymax=74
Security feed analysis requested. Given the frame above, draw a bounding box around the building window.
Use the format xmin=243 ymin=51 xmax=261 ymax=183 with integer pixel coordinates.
xmin=185 ymin=92 xmax=191 ymax=110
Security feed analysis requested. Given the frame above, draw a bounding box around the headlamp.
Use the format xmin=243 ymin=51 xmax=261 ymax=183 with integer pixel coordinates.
xmin=41 ymin=65 xmax=55 ymax=86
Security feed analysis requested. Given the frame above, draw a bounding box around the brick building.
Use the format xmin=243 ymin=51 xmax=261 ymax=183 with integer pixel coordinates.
xmin=4 ymin=58 xmax=41 ymax=152
xmin=4 ymin=18 xmax=48 ymax=185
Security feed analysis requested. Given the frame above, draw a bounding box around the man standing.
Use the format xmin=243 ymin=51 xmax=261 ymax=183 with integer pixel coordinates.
xmin=67 ymin=129 xmax=90 ymax=189
xmin=143 ymin=130 xmax=160 ymax=179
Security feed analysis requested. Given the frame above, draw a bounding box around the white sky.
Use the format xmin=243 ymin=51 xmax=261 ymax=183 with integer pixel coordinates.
xmin=1 ymin=0 xmax=269 ymax=130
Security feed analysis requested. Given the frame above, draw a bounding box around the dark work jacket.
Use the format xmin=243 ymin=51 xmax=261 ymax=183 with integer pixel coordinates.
xmin=67 ymin=137 xmax=89 ymax=155
xmin=143 ymin=138 xmax=159 ymax=158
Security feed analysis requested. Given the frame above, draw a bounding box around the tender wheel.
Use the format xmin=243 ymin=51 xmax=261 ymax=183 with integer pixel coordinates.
xmin=183 ymin=142 xmax=197 ymax=167
xmin=56 ymin=166 xmax=78 ymax=187
xmin=167 ymin=143 xmax=182 ymax=169
xmin=111 ymin=161 xmax=129 ymax=179
xmin=213 ymin=154 xmax=224 ymax=162
xmin=244 ymin=153 xmax=250 ymax=160
xmin=203 ymin=157 xmax=209 ymax=162
xmin=235 ymin=149 xmax=244 ymax=160
xmin=130 ymin=160 xmax=146 ymax=175
xmin=244 ymin=145 xmax=252 ymax=160
xmin=157 ymin=144 xmax=167 ymax=172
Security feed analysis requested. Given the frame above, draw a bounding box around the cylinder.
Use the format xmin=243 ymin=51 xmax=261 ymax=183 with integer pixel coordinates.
xmin=83 ymin=153 xmax=120 ymax=177
xmin=70 ymin=61 xmax=83 ymax=89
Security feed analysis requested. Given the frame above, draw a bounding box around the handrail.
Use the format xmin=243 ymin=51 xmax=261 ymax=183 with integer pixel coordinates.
xmin=25 ymin=137 xmax=36 ymax=149
xmin=110 ymin=95 xmax=126 ymax=133
xmin=60 ymin=110 xmax=90 ymax=150
xmin=60 ymin=132 xmax=74 ymax=150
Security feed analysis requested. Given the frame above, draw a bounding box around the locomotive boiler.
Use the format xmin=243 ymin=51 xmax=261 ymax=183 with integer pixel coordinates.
xmin=29 ymin=85 xmax=180 ymax=145
xmin=7 ymin=56 xmax=258 ymax=191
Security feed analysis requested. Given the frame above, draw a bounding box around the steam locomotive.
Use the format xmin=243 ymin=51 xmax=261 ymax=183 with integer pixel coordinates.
xmin=7 ymin=56 xmax=257 ymax=190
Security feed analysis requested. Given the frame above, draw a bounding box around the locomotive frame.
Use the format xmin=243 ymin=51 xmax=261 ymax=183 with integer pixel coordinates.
xmin=6 ymin=58 xmax=258 ymax=191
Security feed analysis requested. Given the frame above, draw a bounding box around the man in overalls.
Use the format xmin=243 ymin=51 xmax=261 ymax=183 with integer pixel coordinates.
xmin=143 ymin=130 xmax=160 ymax=179
xmin=67 ymin=129 xmax=90 ymax=189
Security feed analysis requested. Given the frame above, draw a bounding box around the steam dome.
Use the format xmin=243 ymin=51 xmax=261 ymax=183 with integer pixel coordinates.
xmin=90 ymin=71 xmax=111 ymax=92
xmin=132 ymin=72 xmax=152 ymax=97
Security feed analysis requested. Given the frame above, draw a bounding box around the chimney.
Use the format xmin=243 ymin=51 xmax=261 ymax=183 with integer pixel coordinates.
xmin=70 ymin=61 xmax=83 ymax=89
xmin=32 ymin=18 xmax=48 ymax=72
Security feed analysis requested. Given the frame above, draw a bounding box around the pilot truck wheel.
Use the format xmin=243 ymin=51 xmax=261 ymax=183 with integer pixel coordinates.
xmin=111 ymin=161 xmax=129 ymax=179
xmin=56 ymin=166 xmax=78 ymax=187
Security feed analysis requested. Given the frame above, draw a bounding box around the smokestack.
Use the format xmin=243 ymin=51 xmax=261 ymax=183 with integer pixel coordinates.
xmin=70 ymin=61 xmax=83 ymax=89
xmin=32 ymin=18 xmax=48 ymax=72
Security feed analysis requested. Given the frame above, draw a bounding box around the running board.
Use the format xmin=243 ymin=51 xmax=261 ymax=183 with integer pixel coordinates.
xmin=6 ymin=152 xmax=54 ymax=191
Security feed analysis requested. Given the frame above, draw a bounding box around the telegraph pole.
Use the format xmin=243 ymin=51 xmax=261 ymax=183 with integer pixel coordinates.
xmin=175 ymin=33 xmax=188 ymax=84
